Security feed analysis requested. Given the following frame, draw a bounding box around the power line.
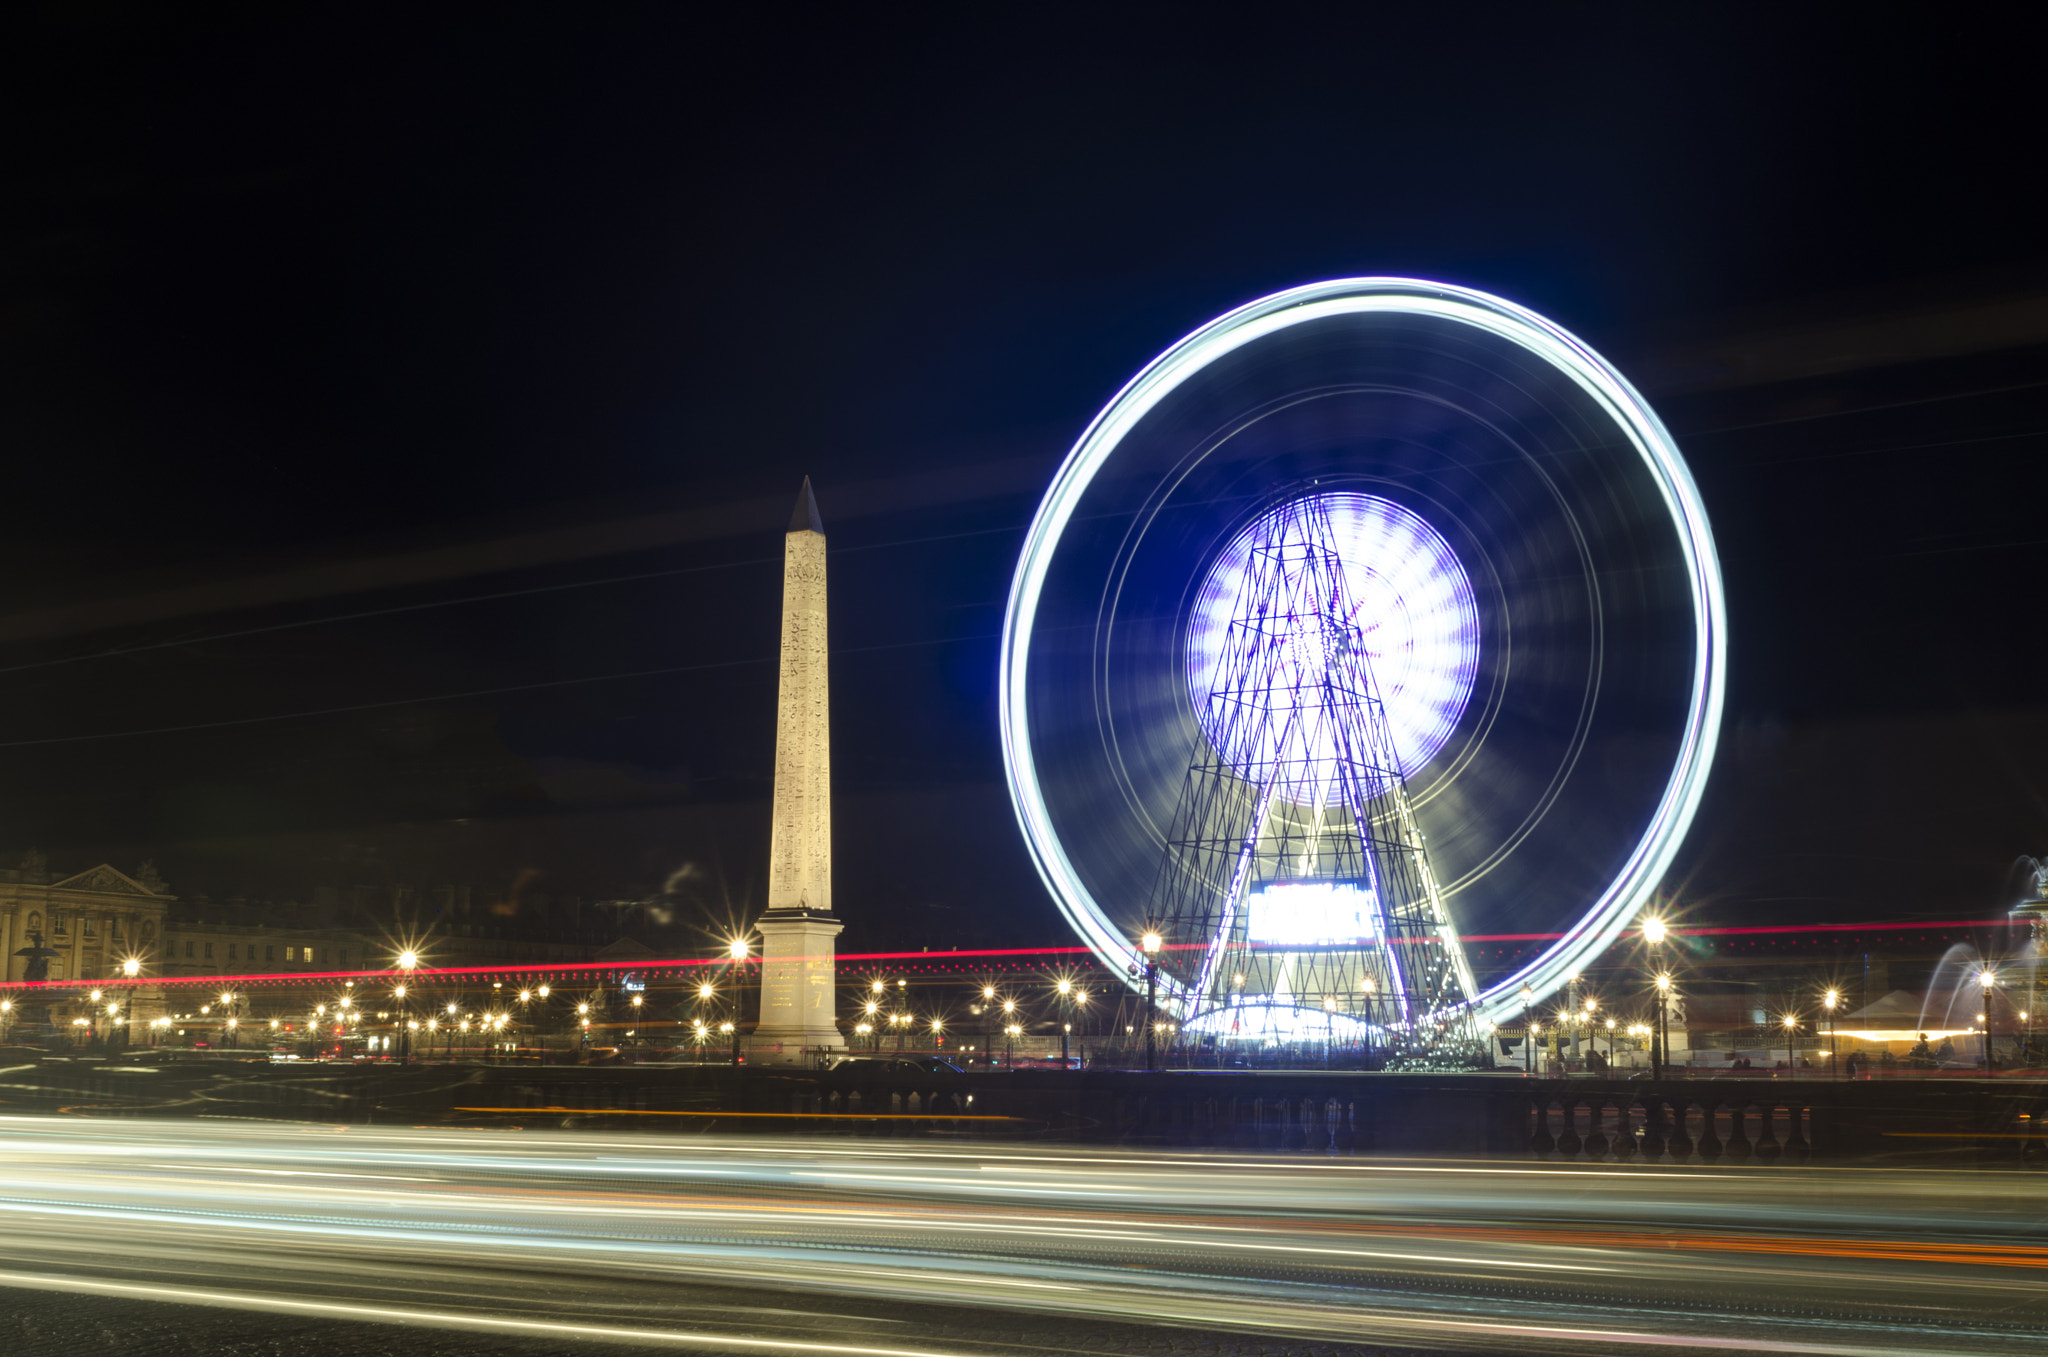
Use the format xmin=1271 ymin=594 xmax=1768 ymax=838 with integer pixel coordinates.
xmin=0 ymin=521 xmax=1027 ymax=679
xmin=0 ymin=631 xmax=1003 ymax=751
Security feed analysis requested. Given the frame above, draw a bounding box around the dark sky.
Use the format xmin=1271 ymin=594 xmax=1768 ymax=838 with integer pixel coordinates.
xmin=1 ymin=7 xmax=2044 ymax=947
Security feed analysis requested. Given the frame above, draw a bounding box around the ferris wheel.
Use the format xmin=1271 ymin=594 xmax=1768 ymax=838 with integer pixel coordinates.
xmin=999 ymin=279 xmax=1724 ymax=1037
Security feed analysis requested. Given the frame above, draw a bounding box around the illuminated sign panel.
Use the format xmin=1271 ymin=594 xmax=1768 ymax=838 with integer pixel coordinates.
xmin=1246 ymin=881 xmax=1380 ymax=947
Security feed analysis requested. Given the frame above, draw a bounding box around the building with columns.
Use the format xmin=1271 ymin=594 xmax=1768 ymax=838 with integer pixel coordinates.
xmin=0 ymin=857 xmax=174 ymax=985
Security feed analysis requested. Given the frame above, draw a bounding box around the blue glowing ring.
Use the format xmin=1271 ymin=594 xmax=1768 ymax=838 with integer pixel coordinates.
xmin=999 ymin=278 xmax=1725 ymax=1020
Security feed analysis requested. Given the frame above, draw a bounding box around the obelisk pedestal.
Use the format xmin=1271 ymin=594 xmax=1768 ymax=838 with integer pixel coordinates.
xmin=750 ymin=478 xmax=845 ymax=1063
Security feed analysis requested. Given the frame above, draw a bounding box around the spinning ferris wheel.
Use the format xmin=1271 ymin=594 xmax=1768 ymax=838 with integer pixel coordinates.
xmin=999 ymin=279 xmax=1725 ymax=1051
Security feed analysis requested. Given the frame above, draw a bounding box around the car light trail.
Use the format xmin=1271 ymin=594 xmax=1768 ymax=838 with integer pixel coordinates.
xmin=2 ymin=1116 xmax=2044 ymax=1357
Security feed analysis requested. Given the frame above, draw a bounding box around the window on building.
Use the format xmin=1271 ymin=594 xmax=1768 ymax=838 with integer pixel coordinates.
xmin=265 ymin=945 xmax=275 ymax=963
xmin=203 ymin=942 xmax=213 ymax=960
xmin=227 ymin=944 xmax=237 ymax=962
xmin=142 ymin=920 xmax=155 ymax=941
xmin=51 ymin=912 xmax=66 ymax=934
xmin=83 ymin=916 xmax=96 ymax=936
xmin=185 ymin=941 xmax=195 ymax=959
xmin=338 ymin=948 xmax=348 ymax=966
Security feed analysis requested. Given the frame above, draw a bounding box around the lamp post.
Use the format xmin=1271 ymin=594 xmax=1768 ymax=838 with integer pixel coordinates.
xmin=1139 ymin=929 xmax=1161 ymax=1072
xmin=1641 ymin=915 xmax=1668 ymax=1079
xmin=1565 ymin=972 xmax=1582 ymax=1061
xmin=1978 ymin=968 xmax=1998 ymax=1072
xmin=1823 ymin=989 xmax=1839 ymax=1078
xmin=395 ymin=950 xmax=419 ymax=1063
xmin=1001 ymin=999 xmax=1017 ymax=1068
xmin=1782 ymin=1013 xmax=1798 ymax=1075
xmin=1056 ymin=978 xmax=1073 ymax=1068
xmin=728 ymin=937 xmax=750 ymax=1067
xmin=115 ymin=955 xmax=141 ymax=1051
xmin=1528 ymin=1021 xmax=1542 ymax=1075
xmin=980 ymin=986 xmax=996 ymax=1068
xmin=1518 ymin=984 xmax=1535 ymax=1074
xmin=1654 ymin=971 xmax=1674 ymax=1080
xmin=219 ymin=992 xmax=238 ymax=1050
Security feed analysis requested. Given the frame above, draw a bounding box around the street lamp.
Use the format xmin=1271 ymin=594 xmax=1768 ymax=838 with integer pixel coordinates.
xmin=1653 ymin=971 xmax=1674 ymax=1080
xmin=1977 ymin=968 xmax=1999 ymax=1071
xmin=981 ymin=985 xmax=997 ymax=1068
xmin=727 ymin=936 xmax=750 ymax=1067
xmin=1139 ymin=928 xmax=1162 ymax=1072
xmin=1823 ymin=989 xmax=1840 ymax=1078
xmin=1781 ymin=1013 xmax=1799 ymax=1074
xmin=1642 ymin=916 xmax=1669 ymax=1079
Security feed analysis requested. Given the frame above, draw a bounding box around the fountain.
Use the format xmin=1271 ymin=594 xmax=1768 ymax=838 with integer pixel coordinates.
xmin=1916 ymin=941 xmax=1983 ymax=1036
xmin=7 ymin=930 xmax=62 ymax=1045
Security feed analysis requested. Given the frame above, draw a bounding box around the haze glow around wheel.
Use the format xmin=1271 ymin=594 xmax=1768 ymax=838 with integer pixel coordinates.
xmin=1187 ymin=491 xmax=1480 ymax=799
xmin=999 ymin=278 xmax=1726 ymax=1022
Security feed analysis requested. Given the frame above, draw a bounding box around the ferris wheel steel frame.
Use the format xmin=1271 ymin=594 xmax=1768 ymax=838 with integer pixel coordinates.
xmin=999 ymin=278 xmax=1726 ymax=1025
xmin=1145 ymin=492 xmax=1479 ymax=1054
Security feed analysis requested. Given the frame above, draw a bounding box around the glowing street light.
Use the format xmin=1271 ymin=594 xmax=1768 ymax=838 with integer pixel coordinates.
xmin=121 ymin=957 xmax=141 ymax=978
xmin=726 ymin=937 xmax=752 ymax=1067
xmin=1822 ymin=989 xmax=1841 ymax=1078
xmin=1781 ymin=1013 xmax=1799 ymax=1073
xmin=1642 ymin=919 xmax=1670 ymax=1079
xmin=1979 ymin=968 xmax=1999 ymax=1070
xmin=1138 ymin=927 xmax=1162 ymax=1071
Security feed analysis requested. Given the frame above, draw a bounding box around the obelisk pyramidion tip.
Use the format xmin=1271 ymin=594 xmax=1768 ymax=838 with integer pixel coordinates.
xmin=788 ymin=476 xmax=824 ymax=535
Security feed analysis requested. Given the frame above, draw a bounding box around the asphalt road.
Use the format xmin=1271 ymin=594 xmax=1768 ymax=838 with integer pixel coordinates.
xmin=0 ymin=1117 xmax=2043 ymax=1357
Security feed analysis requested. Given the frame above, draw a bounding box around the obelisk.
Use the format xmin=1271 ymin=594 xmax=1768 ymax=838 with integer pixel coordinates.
xmin=751 ymin=477 xmax=845 ymax=1061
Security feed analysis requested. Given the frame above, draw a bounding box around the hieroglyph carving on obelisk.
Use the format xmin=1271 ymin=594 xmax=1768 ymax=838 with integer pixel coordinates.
xmin=753 ymin=477 xmax=844 ymax=1059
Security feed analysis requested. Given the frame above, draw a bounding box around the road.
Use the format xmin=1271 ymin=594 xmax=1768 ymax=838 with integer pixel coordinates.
xmin=0 ymin=1116 xmax=2043 ymax=1356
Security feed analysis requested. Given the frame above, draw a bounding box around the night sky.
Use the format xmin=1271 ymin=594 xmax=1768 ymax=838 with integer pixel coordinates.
xmin=2 ymin=8 xmax=2043 ymax=950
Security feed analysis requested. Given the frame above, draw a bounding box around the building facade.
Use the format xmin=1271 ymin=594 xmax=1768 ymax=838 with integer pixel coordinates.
xmin=0 ymin=859 xmax=173 ymax=984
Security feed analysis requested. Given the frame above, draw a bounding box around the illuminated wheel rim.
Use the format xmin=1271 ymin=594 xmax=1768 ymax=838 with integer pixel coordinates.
xmin=999 ymin=278 xmax=1725 ymax=1021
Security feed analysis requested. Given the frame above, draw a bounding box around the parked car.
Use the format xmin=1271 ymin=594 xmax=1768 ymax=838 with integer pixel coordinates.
xmin=824 ymin=1055 xmax=964 ymax=1080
